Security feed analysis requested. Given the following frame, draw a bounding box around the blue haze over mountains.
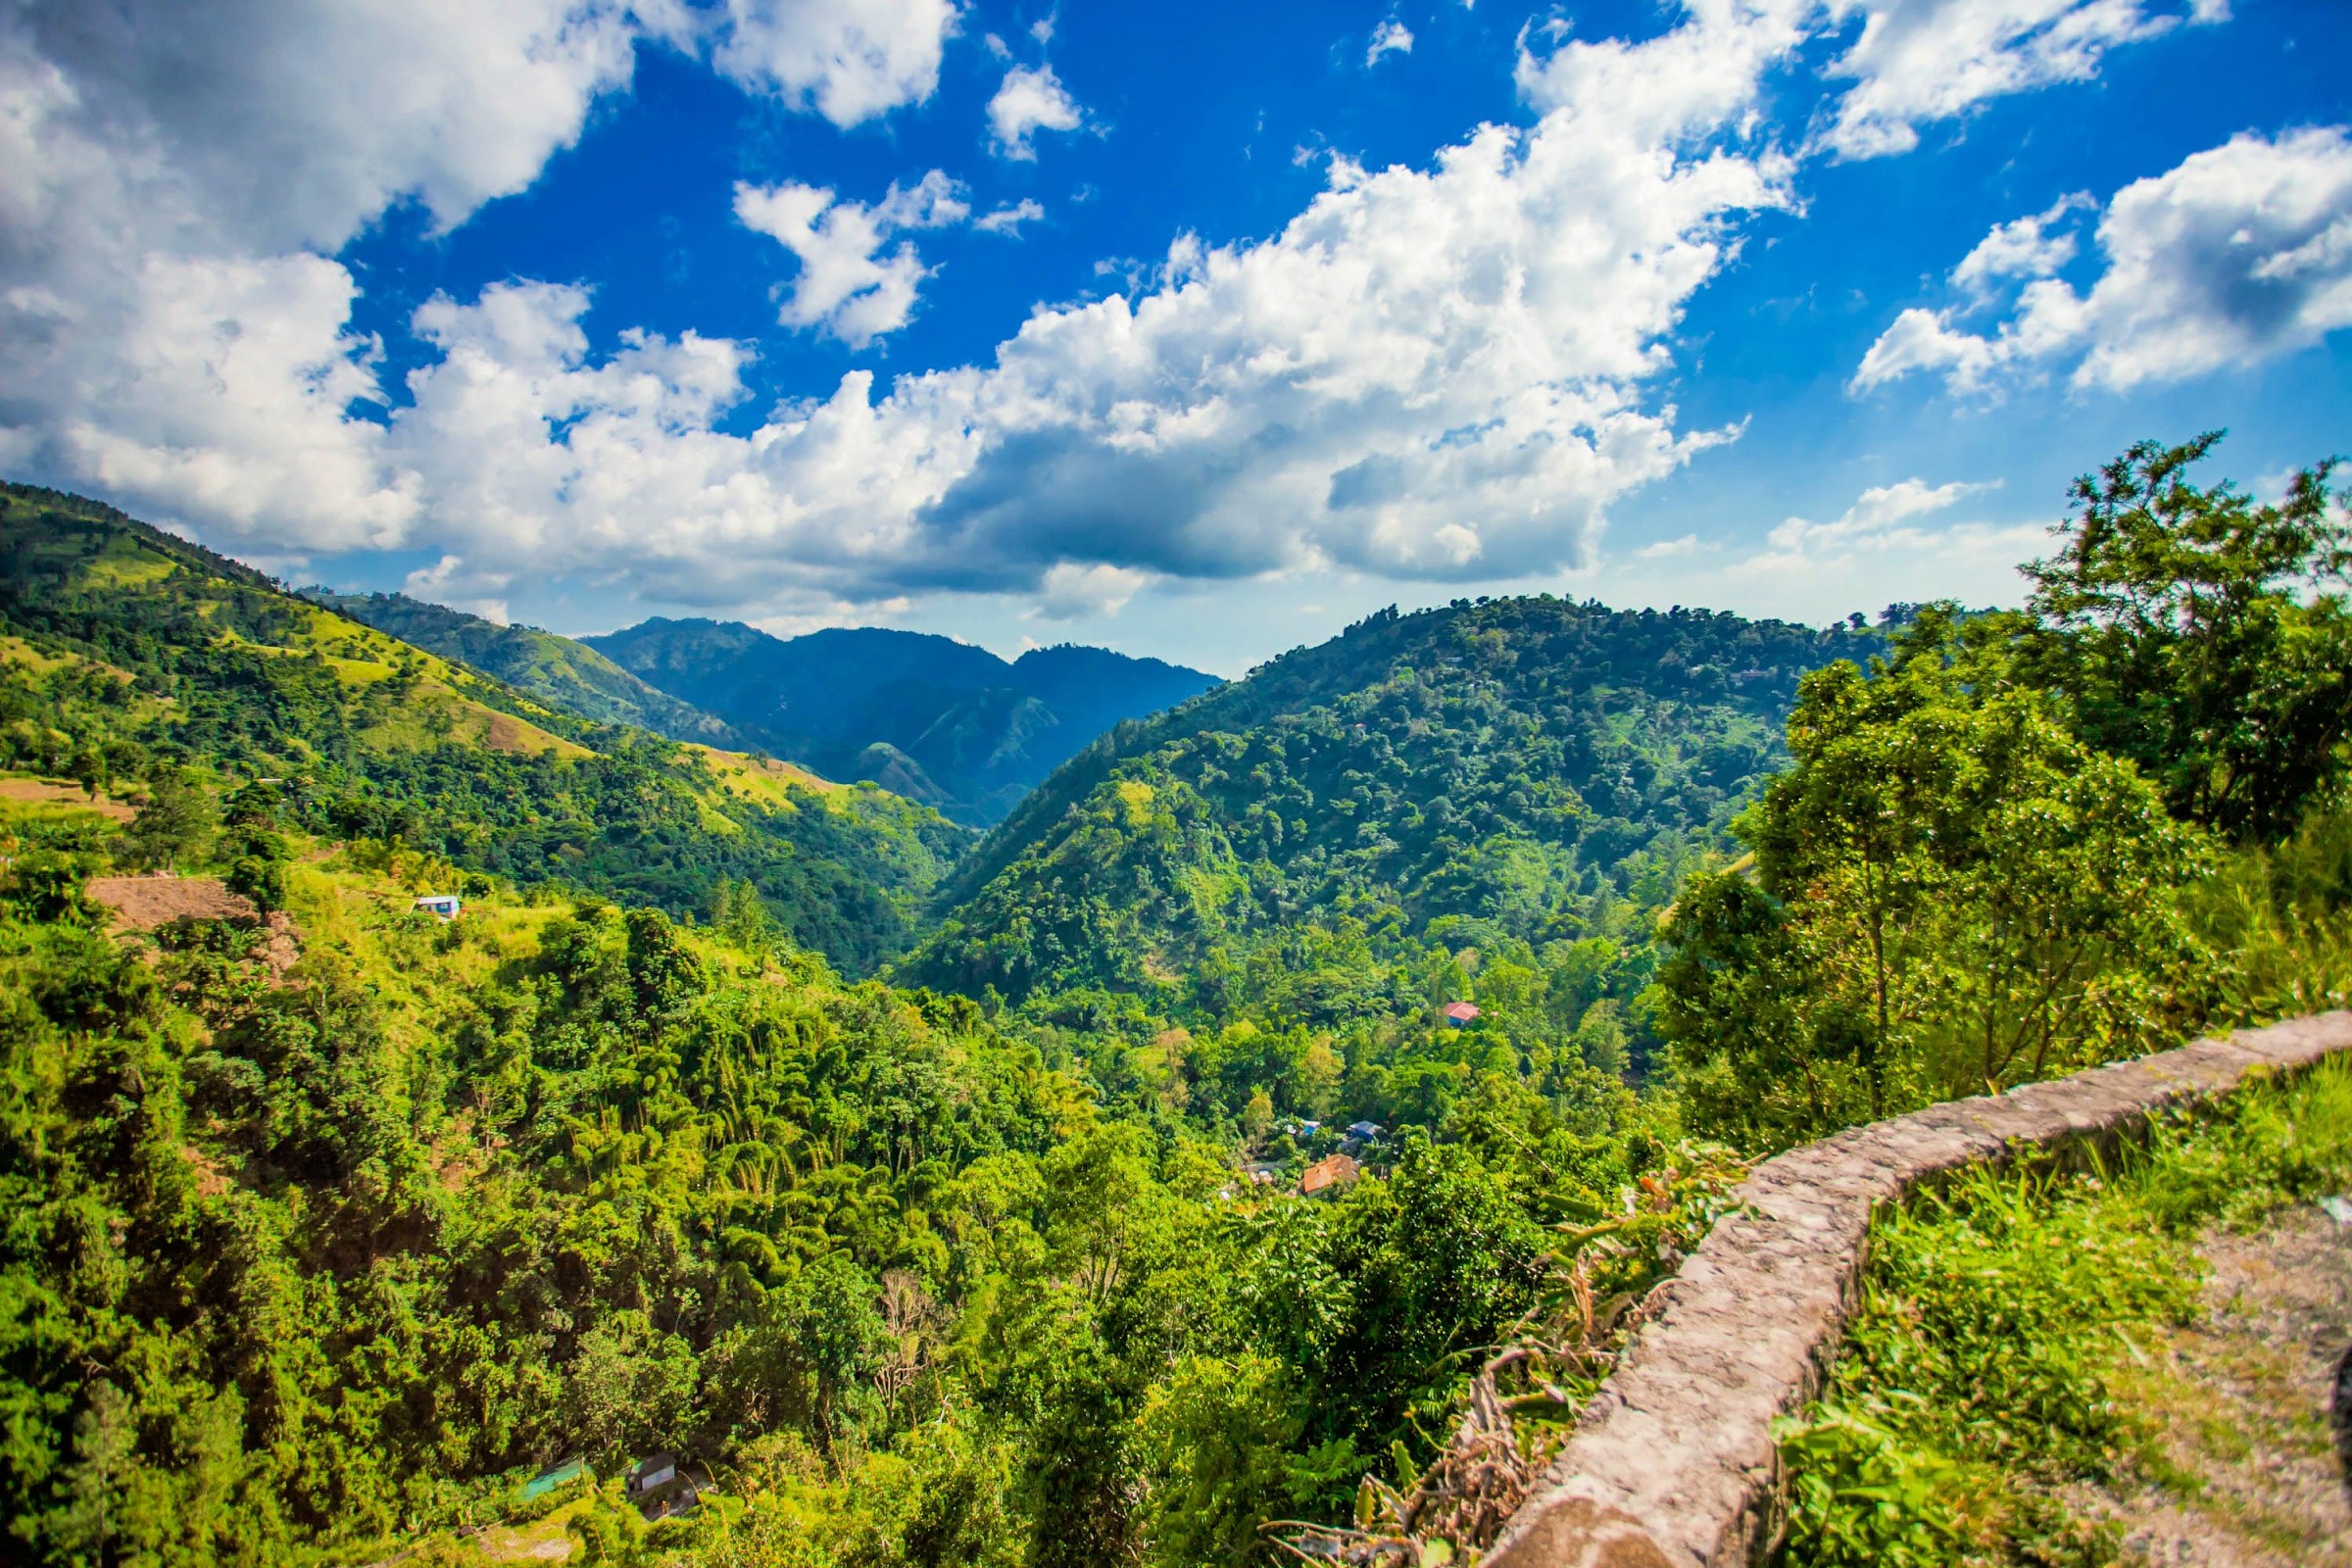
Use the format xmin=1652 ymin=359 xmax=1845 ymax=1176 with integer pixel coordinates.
xmin=585 ymin=619 xmax=1218 ymax=826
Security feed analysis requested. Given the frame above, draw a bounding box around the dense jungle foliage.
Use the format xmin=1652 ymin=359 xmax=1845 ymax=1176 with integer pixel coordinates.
xmin=1660 ymin=435 xmax=2352 ymax=1152
xmin=0 ymin=805 xmax=1721 ymax=1568
xmin=0 ymin=485 xmax=966 ymax=972
xmin=3 ymin=432 xmax=2350 ymax=1568
xmin=900 ymin=594 xmax=1880 ymax=1096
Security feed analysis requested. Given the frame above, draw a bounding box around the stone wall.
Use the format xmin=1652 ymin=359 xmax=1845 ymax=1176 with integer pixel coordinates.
xmin=1483 ymin=1011 xmax=2352 ymax=1568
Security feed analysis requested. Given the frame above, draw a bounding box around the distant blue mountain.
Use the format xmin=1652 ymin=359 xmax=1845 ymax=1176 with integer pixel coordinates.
xmin=584 ymin=619 xmax=1219 ymax=825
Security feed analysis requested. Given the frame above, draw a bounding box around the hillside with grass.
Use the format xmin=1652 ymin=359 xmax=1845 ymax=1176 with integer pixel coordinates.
xmin=0 ymin=485 xmax=967 ymax=971
xmin=314 ymin=590 xmax=742 ymax=748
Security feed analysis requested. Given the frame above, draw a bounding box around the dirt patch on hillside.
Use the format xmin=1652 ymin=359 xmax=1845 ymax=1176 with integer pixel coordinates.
xmin=87 ymin=874 xmax=257 ymax=928
xmin=0 ymin=777 xmax=136 ymax=821
xmin=2081 ymin=1203 xmax=2352 ymax=1566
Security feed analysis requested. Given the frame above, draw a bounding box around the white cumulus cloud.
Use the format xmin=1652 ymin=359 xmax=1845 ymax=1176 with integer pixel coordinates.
xmin=1949 ymin=192 xmax=2091 ymax=295
xmin=1027 ymin=564 xmax=1150 ymax=620
xmin=974 ymin=198 xmax=1047 ymax=235
xmin=709 ymin=0 xmax=957 ymax=127
xmin=354 ymin=0 xmax=1811 ymax=610
xmin=986 ymin=64 xmax=1084 ymax=160
xmin=6 ymin=0 xmax=2210 ymax=627
xmin=1820 ymin=0 xmax=2215 ymax=161
xmin=1855 ymin=126 xmax=2352 ymax=396
xmin=0 ymin=0 xmax=958 ymax=555
xmin=0 ymin=0 xmax=654 ymax=553
xmin=735 ymin=171 xmax=968 ymax=346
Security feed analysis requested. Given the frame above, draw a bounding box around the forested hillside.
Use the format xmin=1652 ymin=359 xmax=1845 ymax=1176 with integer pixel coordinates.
xmin=0 ymin=486 xmax=965 ymax=971
xmin=315 ymin=590 xmax=741 ymax=749
xmin=3 ymin=437 xmax=2349 ymax=1568
xmin=905 ymin=596 xmax=1875 ymax=1039
xmin=587 ymin=619 xmax=1218 ymax=826
xmin=0 ymin=711 xmax=1731 ymax=1568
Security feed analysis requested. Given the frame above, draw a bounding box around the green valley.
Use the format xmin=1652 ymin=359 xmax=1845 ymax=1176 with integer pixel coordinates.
xmin=4 ymin=434 xmax=2351 ymax=1568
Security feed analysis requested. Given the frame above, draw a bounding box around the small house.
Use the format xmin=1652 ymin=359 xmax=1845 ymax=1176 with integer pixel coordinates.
xmin=1441 ymin=1001 xmax=1482 ymax=1028
xmin=1299 ymin=1152 xmax=1360 ymax=1197
xmin=625 ymin=1451 xmax=699 ymax=1519
xmin=412 ymin=894 xmax=463 ymax=920
xmin=1346 ymin=1120 xmax=1383 ymax=1144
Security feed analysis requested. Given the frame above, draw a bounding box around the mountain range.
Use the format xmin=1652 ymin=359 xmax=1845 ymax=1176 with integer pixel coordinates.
xmin=314 ymin=593 xmax=1221 ymax=827
xmin=582 ymin=617 xmax=1219 ymax=825
xmin=3 ymin=485 xmax=964 ymax=972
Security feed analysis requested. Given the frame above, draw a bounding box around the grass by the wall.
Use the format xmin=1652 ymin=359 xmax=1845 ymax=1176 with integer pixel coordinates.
xmin=1779 ymin=1057 xmax=2352 ymax=1568
xmin=2196 ymin=806 xmax=2352 ymax=1028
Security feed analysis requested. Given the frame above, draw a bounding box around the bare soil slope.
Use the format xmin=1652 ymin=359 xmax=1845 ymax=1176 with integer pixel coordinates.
xmin=87 ymin=874 xmax=258 ymax=928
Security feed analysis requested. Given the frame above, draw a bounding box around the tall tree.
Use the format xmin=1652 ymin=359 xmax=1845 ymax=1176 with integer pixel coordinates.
xmin=2024 ymin=432 xmax=2352 ymax=842
xmin=1660 ymin=636 xmax=2208 ymax=1151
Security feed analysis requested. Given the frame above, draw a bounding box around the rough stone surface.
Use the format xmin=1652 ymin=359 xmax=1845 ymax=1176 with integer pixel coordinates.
xmin=1483 ymin=1012 xmax=2352 ymax=1568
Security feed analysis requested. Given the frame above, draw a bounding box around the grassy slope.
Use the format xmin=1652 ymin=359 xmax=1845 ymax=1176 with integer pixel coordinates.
xmin=316 ymin=590 xmax=743 ymax=749
xmin=0 ymin=484 xmax=969 ymax=971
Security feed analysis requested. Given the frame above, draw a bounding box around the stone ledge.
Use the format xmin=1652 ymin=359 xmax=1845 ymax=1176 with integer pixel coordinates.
xmin=1483 ymin=1011 xmax=2352 ymax=1568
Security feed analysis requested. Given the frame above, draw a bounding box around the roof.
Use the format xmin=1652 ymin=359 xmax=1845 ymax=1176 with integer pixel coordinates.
xmin=1348 ymin=1120 xmax=1383 ymax=1138
xmin=1300 ymin=1153 xmax=1360 ymax=1196
xmin=520 ymin=1458 xmax=586 ymax=1499
xmin=1442 ymin=1001 xmax=1482 ymax=1021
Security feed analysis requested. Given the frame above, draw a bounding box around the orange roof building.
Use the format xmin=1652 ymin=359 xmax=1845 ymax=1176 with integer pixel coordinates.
xmin=1300 ymin=1152 xmax=1360 ymax=1197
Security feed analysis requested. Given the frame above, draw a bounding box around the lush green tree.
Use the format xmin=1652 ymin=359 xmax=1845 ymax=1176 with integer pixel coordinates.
xmin=1661 ymin=636 xmax=2210 ymax=1149
xmin=2023 ymin=432 xmax=2352 ymax=841
xmin=119 ymin=767 xmax=216 ymax=871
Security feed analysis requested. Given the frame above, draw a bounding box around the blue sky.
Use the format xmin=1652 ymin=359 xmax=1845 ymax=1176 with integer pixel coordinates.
xmin=4 ymin=1 xmax=2348 ymax=675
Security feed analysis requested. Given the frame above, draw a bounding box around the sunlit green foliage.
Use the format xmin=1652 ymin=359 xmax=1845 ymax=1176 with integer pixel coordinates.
xmin=909 ymin=597 xmax=1874 ymax=1007
xmin=0 ymin=484 xmax=966 ymax=971
xmin=2022 ymin=433 xmax=2352 ymax=842
xmin=1661 ymin=619 xmax=2212 ymax=1149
